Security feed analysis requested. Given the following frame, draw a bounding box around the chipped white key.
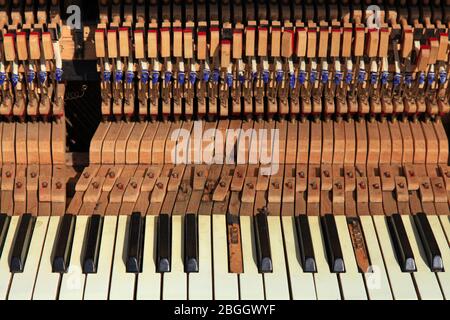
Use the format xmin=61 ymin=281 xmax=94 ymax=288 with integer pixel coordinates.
xmin=335 ymin=216 xmax=367 ymax=300
xmin=188 ymin=215 xmax=213 ymax=300
xmin=109 ymin=215 xmax=135 ymax=300
xmin=163 ymin=215 xmax=187 ymax=300
xmin=239 ymin=215 xmax=264 ymax=300
xmin=84 ymin=215 xmax=118 ymax=300
xmin=401 ymin=215 xmax=443 ymax=300
xmin=281 ymin=216 xmax=316 ymax=300
xmin=0 ymin=216 xmax=18 ymax=299
xmin=309 ymin=216 xmax=341 ymax=300
xmin=428 ymin=215 xmax=450 ymax=299
xmin=212 ymin=214 xmax=238 ymax=300
xmin=59 ymin=216 xmax=88 ymax=300
xmin=359 ymin=216 xmax=393 ymax=300
xmin=33 ymin=216 xmax=62 ymax=300
xmin=8 ymin=216 xmax=49 ymax=300
xmin=372 ymin=215 xmax=417 ymax=300
xmin=136 ymin=215 xmax=161 ymax=300
xmin=264 ymin=216 xmax=290 ymax=300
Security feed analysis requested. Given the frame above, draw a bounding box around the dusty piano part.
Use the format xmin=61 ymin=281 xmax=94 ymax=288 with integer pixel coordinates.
xmin=1 ymin=0 xmax=450 ymax=301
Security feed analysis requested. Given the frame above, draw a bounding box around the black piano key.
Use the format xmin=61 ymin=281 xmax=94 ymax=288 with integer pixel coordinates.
xmin=414 ymin=213 xmax=443 ymax=272
xmin=82 ymin=214 xmax=103 ymax=274
xmin=0 ymin=213 xmax=11 ymax=257
xmin=126 ymin=212 xmax=145 ymax=273
xmin=254 ymin=210 xmax=272 ymax=273
xmin=184 ymin=213 xmax=199 ymax=273
xmin=52 ymin=214 xmax=77 ymax=273
xmin=157 ymin=213 xmax=171 ymax=273
xmin=387 ymin=213 xmax=416 ymax=272
xmin=294 ymin=215 xmax=316 ymax=272
xmin=321 ymin=214 xmax=345 ymax=273
xmin=10 ymin=213 xmax=36 ymax=273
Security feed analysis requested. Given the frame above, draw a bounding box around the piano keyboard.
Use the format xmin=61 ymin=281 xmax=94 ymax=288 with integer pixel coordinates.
xmin=0 ymin=0 xmax=450 ymax=301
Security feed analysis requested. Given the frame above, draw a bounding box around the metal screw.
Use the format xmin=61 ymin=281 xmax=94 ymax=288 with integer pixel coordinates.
xmin=56 ymin=182 xmax=62 ymax=189
xmin=157 ymin=182 xmax=164 ymax=189
xmin=30 ymin=172 xmax=37 ymax=178
xmin=359 ymin=181 xmax=366 ymax=189
xmin=108 ymin=171 xmax=115 ymax=178
xmin=398 ymin=182 xmax=405 ymax=188
xmin=446 ymin=172 xmax=450 ymax=178
xmin=298 ymin=171 xmax=305 ymax=178
xmin=147 ymin=172 xmax=154 ymax=178
xmin=310 ymin=182 xmax=317 ymax=190
xmin=92 ymin=181 xmax=99 ymax=189
xmin=116 ymin=182 xmax=123 ymax=190
xmin=323 ymin=170 xmax=330 ymax=177
xmin=196 ymin=171 xmax=203 ymax=177
xmin=422 ymin=182 xmax=430 ymax=189
xmin=347 ymin=171 xmax=353 ymax=178
xmin=373 ymin=183 xmax=380 ymax=189
xmin=15 ymin=181 xmax=22 ymax=188
xmin=83 ymin=172 xmax=90 ymax=178
xmin=436 ymin=182 xmax=443 ymax=189
xmin=273 ymin=182 xmax=280 ymax=189
xmin=384 ymin=171 xmax=391 ymax=178
xmin=237 ymin=171 xmax=242 ymax=178
xmin=246 ymin=182 xmax=254 ymax=189
xmin=5 ymin=171 xmax=11 ymax=178
xmin=131 ymin=181 xmax=137 ymax=189
xmin=171 ymin=173 xmax=178 ymax=178
xmin=42 ymin=181 xmax=48 ymax=188
xmin=286 ymin=181 xmax=293 ymax=189
xmin=408 ymin=170 xmax=415 ymax=177
xmin=220 ymin=181 xmax=226 ymax=188
xmin=335 ymin=182 xmax=342 ymax=189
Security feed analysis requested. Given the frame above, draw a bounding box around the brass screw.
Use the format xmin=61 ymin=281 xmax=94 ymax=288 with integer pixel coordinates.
xmin=157 ymin=182 xmax=164 ymax=189
xmin=347 ymin=171 xmax=353 ymax=178
xmin=5 ymin=171 xmax=11 ymax=178
xmin=171 ymin=173 xmax=178 ymax=179
xmin=108 ymin=171 xmax=115 ymax=178
xmin=83 ymin=172 xmax=90 ymax=178
xmin=131 ymin=181 xmax=138 ymax=189
xmin=436 ymin=182 xmax=443 ymax=189
xmin=220 ymin=181 xmax=226 ymax=188
xmin=298 ymin=171 xmax=305 ymax=178
xmin=335 ymin=182 xmax=342 ymax=190
xmin=92 ymin=181 xmax=99 ymax=189
xmin=116 ymin=182 xmax=123 ymax=190
xmin=56 ymin=181 xmax=62 ymax=189
xmin=147 ymin=172 xmax=154 ymax=178
xmin=246 ymin=182 xmax=254 ymax=189
xmin=359 ymin=181 xmax=366 ymax=189
xmin=15 ymin=181 xmax=22 ymax=188
xmin=384 ymin=171 xmax=391 ymax=178
xmin=310 ymin=182 xmax=317 ymax=190
xmin=373 ymin=183 xmax=380 ymax=189
xmin=30 ymin=172 xmax=37 ymax=178
xmin=323 ymin=170 xmax=330 ymax=177
xmin=398 ymin=182 xmax=405 ymax=188
xmin=42 ymin=181 xmax=48 ymax=188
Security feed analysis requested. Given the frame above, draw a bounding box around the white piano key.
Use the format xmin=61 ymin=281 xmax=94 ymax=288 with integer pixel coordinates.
xmin=33 ymin=216 xmax=62 ymax=300
xmin=401 ymin=215 xmax=443 ymax=300
xmin=8 ymin=216 xmax=49 ymax=300
xmin=308 ymin=216 xmax=341 ymax=300
xmin=263 ymin=216 xmax=290 ymax=300
xmin=212 ymin=214 xmax=239 ymax=300
xmin=334 ymin=216 xmax=368 ymax=300
xmin=162 ymin=215 xmax=187 ymax=300
xmin=281 ymin=216 xmax=316 ymax=300
xmin=136 ymin=215 xmax=161 ymax=300
xmin=428 ymin=215 xmax=450 ymax=300
xmin=0 ymin=216 xmax=18 ymax=299
xmin=59 ymin=216 xmax=88 ymax=300
xmin=438 ymin=215 xmax=450 ymax=244
xmin=84 ymin=215 xmax=117 ymax=300
xmin=359 ymin=216 xmax=393 ymax=300
xmin=372 ymin=215 xmax=417 ymax=300
xmin=188 ymin=215 xmax=213 ymax=300
xmin=109 ymin=215 xmax=136 ymax=300
xmin=239 ymin=215 xmax=264 ymax=300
